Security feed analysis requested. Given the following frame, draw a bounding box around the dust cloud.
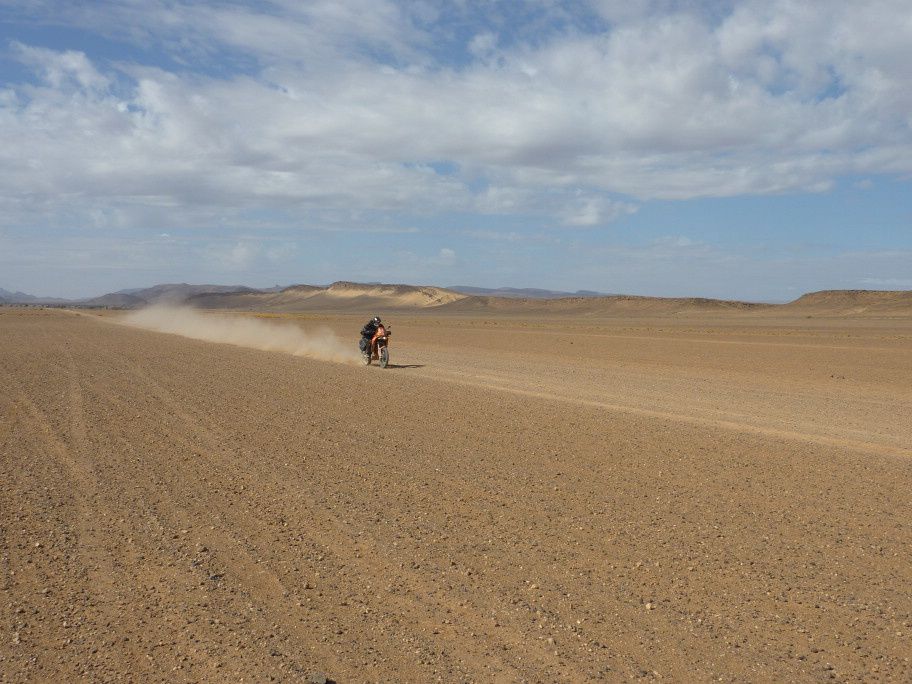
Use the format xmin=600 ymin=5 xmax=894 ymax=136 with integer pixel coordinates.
xmin=124 ymin=306 xmax=360 ymax=364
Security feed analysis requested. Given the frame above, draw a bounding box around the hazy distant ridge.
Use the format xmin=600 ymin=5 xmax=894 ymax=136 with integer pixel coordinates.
xmin=188 ymin=281 xmax=464 ymax=311
xmin=149 ymin=284 xmax=912 ymax=318
xmin=779 ymin=290 xmax=912 ymax=315
xmin=0 ymin=283 xmax=258 ymax=307
xmin=3 ymin=283 xmax=911 ymax=317
xmin=0 ymin=287 xmax=70 ymax=304
xmin=448 ymin=285 xmax=608 ymax=299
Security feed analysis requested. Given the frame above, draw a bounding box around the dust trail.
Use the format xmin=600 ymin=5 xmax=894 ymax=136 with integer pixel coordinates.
xmin=123 ymin=306 xmax=360 ymax=364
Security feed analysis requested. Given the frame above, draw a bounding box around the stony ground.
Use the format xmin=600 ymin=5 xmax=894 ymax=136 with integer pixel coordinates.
xmin=1 ymin=308 xmax=911 ymax=682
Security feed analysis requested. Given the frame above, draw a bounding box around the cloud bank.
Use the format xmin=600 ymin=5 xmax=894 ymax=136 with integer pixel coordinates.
xmin=2 ymin=0 xmax=911 ymax=233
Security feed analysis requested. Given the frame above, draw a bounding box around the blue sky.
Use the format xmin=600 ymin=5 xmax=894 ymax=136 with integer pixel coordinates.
xmin=1 ymin=0 xmax=910 ymax=301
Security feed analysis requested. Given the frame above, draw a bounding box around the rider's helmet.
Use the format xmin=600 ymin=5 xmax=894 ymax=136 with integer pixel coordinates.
xmin=371 ymin=316 xmax=382 ymax=325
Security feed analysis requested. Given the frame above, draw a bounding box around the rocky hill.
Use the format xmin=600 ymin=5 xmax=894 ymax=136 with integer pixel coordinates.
xmin=4 ymin=281 xmax=911 ymax=317
xmin=187 ymin=282 xmax=465 ymax=312
xmin=778 ymin=290 xmax=912 ymax=316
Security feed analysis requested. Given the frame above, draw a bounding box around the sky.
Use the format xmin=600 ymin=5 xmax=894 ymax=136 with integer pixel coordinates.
xmin=1 ymin=0 xmax=910 ymax=302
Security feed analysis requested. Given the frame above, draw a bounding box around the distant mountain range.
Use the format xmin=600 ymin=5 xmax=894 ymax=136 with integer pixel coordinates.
xmin=2 ymin=283 xmax=911 ymax=317
xmin=0 ymin=287 xmax=70 ymax=304
xmin=447 ymin=286 xmax=608 ymax=299
xmin=0 ymin=283 xmax=260 ymax=308
xmin=1 ymin=282 xmax=605 ymax=306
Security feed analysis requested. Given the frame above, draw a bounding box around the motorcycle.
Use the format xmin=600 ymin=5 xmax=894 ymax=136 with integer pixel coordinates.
xmin=361 ymin=324 xmax=391 ymax=368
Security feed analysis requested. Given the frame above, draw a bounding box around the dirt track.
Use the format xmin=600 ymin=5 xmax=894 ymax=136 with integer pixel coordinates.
xmin=2 ymin=308 xmax=911 ymax=682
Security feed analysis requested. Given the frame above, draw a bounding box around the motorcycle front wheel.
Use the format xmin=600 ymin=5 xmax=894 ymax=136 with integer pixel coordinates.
xmin=379 ymin=346 xmax=389 ymax=368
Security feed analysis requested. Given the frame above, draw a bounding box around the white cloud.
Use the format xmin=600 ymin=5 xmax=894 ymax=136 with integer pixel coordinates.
xmin=562 ymin=196 xmax=637 ymax=226
xmin=465 ymin=229 xmax=557 ymax=244
xmin=468 ymin=32 xmax=498 ymax=59
xmin=265 ymin=242 xmax=297 ymax=262
xmin=381 ymin=245 xmax=460 ymax=281
xmin=651 ymin=235 xmax=697 ymax=249
xmin=11 ymin=42 xmax=110 ymax=91
xmin=437 ymin=247 xmax=457 ymax=265
xmin=1 ymin=0 xmax=910 ymax=234
xmin=207 ymin=241 xmax=259 ymax=269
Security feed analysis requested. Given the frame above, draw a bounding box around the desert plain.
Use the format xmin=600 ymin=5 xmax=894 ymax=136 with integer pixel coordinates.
xmin=2 ymin=296 xmax=911 ymax=682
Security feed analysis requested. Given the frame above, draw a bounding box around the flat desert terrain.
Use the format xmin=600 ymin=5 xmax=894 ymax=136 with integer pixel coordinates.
xmin=2 ymin=307 xmax=911 ymax=682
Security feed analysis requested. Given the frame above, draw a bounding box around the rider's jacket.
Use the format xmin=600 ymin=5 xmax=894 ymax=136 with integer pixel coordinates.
xmin=361 ymin=321 xmax=379 ymax=339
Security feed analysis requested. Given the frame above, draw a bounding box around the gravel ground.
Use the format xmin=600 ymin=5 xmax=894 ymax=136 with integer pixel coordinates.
xmin=1 ymin=308 xmax=911 ymax=682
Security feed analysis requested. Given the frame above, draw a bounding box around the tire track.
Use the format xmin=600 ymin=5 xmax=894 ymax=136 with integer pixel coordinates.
xmin=421 ymin=367 xmax=912 ymax=459
xmin=5 ymin=309 xmax=912 ymax=682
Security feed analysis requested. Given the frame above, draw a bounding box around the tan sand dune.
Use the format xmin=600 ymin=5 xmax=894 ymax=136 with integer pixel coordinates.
xmin=180 ymin=282 xmax=912 ymax=319
xmin=188 ymin=281 xmax=465 ymax=312
xmin=323 ymin=281 xmax=465 ymax=306
xmin=438 ymin=293 xmax=770 ymax=316
xmin=2 ymin=307 xmax=911 ymax=682
xmin=188 ymin=284 xmax=323 ymax=311
xmin=778 ymin=289 xmax=912 ymax=317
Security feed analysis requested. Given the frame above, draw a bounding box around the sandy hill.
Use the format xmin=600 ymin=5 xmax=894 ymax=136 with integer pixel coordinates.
xmin=448 ymin=285 xmax=607 ymax=299
xmin=438 ymin=293 xmax=769 ymax=316
xmin=184 ymin=285 xmax=912 ymax=317
xmin=28 ymin=279 xmax=908 ymax=318
xmin=188 ymin=284 xmax=323 ymax=311
xmin=82 ymin=293 xmax=148 ymax=309
xmin=126 ymin=283 xmax=259 ymax=304
xmin=779 ymin=290 xmax=912 ymax=317
xmin=185 ymin=283 xmax=766 ymax=315
xmin=319 ymin=282 xmax=464 ymax=307
xmin=187 ymin=282 xmax=466 ymax=312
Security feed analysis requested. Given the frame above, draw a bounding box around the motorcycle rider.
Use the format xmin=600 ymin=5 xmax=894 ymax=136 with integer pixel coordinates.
xmin=359 ymin=316 xmax=383 ymax=356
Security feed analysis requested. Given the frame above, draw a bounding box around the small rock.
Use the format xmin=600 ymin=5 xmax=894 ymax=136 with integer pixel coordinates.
xmin=309 ymin=673 xmax=328 ymax=684
xmin=645 ymin=602 xmax=654 ymax=611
